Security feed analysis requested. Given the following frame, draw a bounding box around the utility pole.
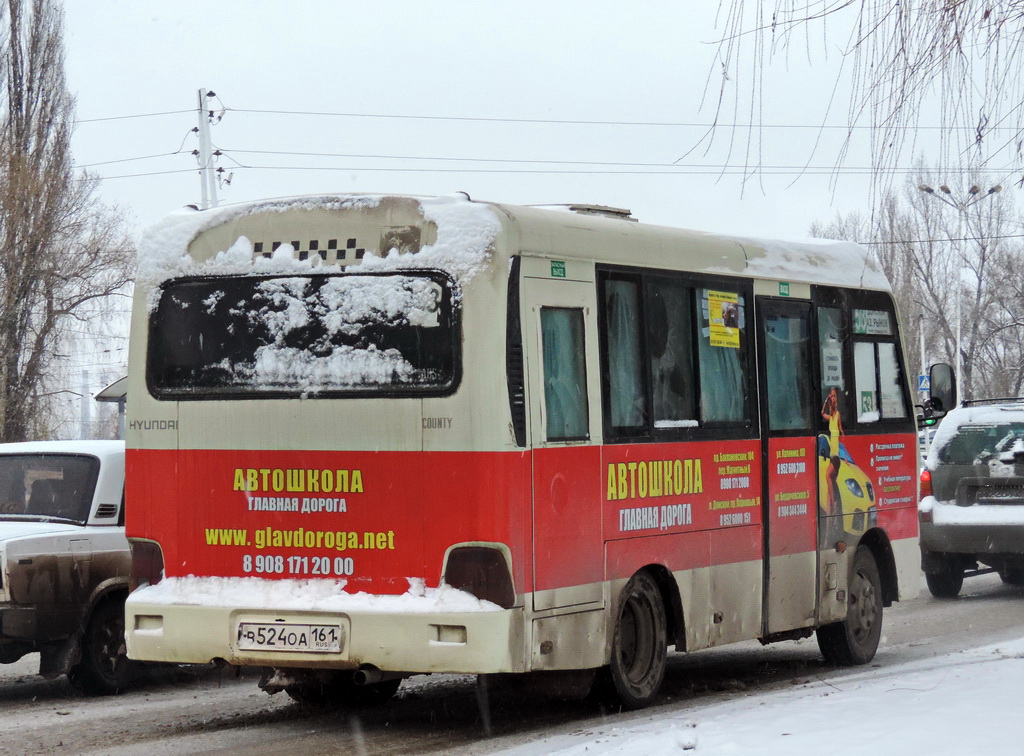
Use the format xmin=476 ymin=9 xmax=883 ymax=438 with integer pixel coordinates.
xmin=197 ymin=88 xmax=219 ymax=209
xmin=918 ymin=183 xmax=1002 ymax=404
xmin=79 ymin=370 xmax=90 ymax=440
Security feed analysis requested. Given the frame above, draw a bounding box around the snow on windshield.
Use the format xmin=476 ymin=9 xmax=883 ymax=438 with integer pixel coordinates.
xmin=926 ymin=404 xmax=1024 ymax=469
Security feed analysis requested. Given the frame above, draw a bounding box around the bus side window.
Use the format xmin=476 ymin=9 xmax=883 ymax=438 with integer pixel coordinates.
xmin=852 ymin=307 xmax=909 ymax=423
xmin=645 ymin=279 xmax=697 ymax=429
xmin=540 ymin=307 xmax=589 ymax=441
xmin=854 ymin=341 xmax=909 ymax=422
xmin=765 ymin=311 xmax=813 ymax=430
xmin=602 ymin=278 xmax=646 ymax=432
xmin=696 ymin=288 xmax=749 ymax=423
xmin=817 ymin=305 xmax=847 ymax=419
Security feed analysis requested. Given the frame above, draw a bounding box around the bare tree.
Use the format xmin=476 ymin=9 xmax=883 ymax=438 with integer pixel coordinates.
xmin=0 ymin=0 xmax=133 ymax=442
xmin=813 ymin=166 xmax=1022 ymax=401
xmin=710 ymin=2 xmax=1024 ymax=186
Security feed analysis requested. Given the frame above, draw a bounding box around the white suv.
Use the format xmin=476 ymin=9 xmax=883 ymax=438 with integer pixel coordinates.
xmin=0 ymin=440 xmax=131 ymax=693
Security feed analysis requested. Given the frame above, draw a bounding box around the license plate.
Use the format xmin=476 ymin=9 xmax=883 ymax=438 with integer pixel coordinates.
xmin=236 ymin=622 xmax=344 ymax=653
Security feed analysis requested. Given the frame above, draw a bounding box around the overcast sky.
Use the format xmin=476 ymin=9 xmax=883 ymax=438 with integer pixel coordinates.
xmin=56 ymin=1 xmax=1017 ymax=425
xmin=60 ymin=0 xmax=915 ymax=243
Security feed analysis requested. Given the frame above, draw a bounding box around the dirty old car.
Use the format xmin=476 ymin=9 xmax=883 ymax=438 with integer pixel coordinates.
xmin=0 ymin=440 xmax=131 ymax=693
xmin=919 ymin=399 xmax=1024 ymax=598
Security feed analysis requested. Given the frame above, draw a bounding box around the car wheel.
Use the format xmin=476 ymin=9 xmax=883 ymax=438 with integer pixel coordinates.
xmin=69 ymin=599 xmax=133 ymax=695
xmin=285 ymin=671 xmax=400 ymax=707
xmin=925 ymin=558 xmax=965 ymax=598
xmin=999 ymin=567 xmax=1024 ymax=586
xmin=817 ymin=546 xmax=883 ymax=665
xmin=600 ymin=571 xmax=667 ymax=709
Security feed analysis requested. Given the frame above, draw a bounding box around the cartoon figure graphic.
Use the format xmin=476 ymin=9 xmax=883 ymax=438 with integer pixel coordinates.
xmin=817 ymin=387 xmax=877 ymax=545
xmin=821 ymin=387 xmax=844 ymax=516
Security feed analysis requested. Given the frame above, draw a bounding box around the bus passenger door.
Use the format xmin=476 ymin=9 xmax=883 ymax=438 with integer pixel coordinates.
xmin=520 ymin=258 xmax=603 ymax=612
xmin=756 ymin=297 xmax=818 ymax=635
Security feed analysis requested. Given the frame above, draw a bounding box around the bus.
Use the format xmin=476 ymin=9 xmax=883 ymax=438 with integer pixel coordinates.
xmin=124 ymin=194 xmax=919 ymax=708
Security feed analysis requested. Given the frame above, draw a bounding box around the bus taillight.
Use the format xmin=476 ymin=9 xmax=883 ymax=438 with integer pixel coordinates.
xmin=129 ymin=539 xmax=165 ymax=592
xmin=443 ymin=546 xmax=515 ymax=609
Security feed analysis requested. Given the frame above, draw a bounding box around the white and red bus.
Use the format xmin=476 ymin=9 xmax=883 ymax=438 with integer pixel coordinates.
xmin=124 ymin=194 xmax=919 ymax=708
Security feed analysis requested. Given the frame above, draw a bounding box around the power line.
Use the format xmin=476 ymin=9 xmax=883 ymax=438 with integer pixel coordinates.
xmin=222 ymin=148 xmax=1024 ymax=176
xmin=74 ymin=109 xmax=192 ymax=124
xmin=71 ymin=105 xmax=1024 ymax=132
xmin=78 ymin=151 xmax=189 ymax=169
xmin=204 ymin=162 xmax=1017 ymax=178
xmin=74 ymin=167 xmax=197 ymax=182
xmin=861 ymin=233 xmax=1024 ymax=245
xmin=224 ymin=107 xmax=1020 ymax=132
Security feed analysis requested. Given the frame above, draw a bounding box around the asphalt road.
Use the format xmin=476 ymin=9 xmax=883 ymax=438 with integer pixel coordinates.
xmin=2 ymin=571 xmax=1022 ymax=755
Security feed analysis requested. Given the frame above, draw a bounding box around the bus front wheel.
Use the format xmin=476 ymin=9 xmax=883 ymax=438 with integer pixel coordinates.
xmin=817 ymin=546 xmax=882 ymax=665
xmin=602 ymin=571 xmax=667 ymax=708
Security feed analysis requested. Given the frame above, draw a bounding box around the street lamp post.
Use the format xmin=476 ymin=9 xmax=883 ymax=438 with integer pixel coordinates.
xmin=917 ymin=183 xmax=1002 ymax=405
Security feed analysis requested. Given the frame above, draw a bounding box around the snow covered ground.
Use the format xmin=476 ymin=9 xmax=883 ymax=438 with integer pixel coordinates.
xmin=503 ymin=636 xmax=1024 ymax=755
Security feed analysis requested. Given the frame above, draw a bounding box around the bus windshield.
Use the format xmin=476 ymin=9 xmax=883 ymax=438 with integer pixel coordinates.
xmin=148 ymin=271 xmax=458 ymax=398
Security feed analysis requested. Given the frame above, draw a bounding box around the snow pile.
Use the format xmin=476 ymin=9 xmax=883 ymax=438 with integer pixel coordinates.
xmin=136 ymin=194 xmax=500 ymax=303
xmin=502 ymin=637 xmax=1024 ymax=755
xmin=131 ymin=575 xmax=502 ymax=613
xmin=920 ymin=495 xmax=1024 ymax=525
xmin=359 ymin=196 xmax=501 ymax=286
xmin=230 ymin=275 xmax=442 ymax=391
xmin=713 ymin=234 xmax=890 ymax=291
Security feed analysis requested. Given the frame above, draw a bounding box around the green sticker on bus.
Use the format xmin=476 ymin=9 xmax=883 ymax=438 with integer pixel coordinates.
xmin=551 ymin=261 xmax=566 ymax=278
xmin=779 ymin=282 xmax=790 ymax=296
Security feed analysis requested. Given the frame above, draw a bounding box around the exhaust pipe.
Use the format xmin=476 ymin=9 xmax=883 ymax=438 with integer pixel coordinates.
xmin=352 ymin=666 xmax=383 ymax=686
xmin=351 ymin=666 xmax=406 ymax=686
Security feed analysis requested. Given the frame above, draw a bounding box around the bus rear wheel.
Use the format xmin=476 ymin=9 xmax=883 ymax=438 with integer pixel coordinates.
xmin=603 ymin=571 xmax=667 ymax=709
xmin=817 ymin=546 xmax=882 ymax=666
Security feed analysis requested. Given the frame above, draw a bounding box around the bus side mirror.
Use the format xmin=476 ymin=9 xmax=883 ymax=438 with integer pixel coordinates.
xmin=928 ymin=363 xmax=956 ymax=418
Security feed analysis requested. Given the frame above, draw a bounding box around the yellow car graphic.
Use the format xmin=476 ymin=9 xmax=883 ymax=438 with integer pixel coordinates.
xmin=817 ymin=434 xmax=878 ymax=539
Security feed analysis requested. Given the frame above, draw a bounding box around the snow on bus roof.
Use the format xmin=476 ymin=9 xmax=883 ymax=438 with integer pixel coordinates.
xmin=136 ymin=194 xmax=502 ymax=304
xmin=715 ymin=233 xmax=889 ymax=291
xmin=136 ymin=193 xmax=888 ymax=295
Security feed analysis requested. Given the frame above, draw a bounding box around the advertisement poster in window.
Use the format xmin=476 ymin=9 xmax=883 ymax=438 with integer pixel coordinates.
xmin=708 ymin=290 xmax=741 ymax=348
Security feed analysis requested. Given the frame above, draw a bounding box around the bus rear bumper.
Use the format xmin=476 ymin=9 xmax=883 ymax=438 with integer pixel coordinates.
xmin=124 ymin=597 xmax=527 ymax=674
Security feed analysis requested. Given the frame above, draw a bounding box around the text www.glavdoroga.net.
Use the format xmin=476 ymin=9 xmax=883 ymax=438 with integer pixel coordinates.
xmin=204 ymin=527 xmax=395 ymax=551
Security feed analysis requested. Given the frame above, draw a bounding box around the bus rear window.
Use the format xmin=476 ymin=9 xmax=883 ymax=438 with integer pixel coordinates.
xmin=148 ymin=272 xmax=459 ymax=398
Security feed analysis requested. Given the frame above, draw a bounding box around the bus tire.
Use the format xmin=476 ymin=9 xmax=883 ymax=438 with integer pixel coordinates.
xmin=285 ymin=671 xmax=400 ymax=707
xmin=817 ymin=546 xmax=882 ymax=666
xmin=69 ymin=599 xmax=133 ymax=696
xmin=603 ymin=571 xmax=667 ymax=708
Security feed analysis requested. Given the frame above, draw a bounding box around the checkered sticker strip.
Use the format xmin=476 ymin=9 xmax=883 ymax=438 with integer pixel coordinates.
xmin=252 ymin=238 xmax=367 ymax=262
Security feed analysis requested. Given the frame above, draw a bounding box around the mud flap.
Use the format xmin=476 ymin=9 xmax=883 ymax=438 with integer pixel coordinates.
xmin=39 ymin=632 xmax=82 ymax=678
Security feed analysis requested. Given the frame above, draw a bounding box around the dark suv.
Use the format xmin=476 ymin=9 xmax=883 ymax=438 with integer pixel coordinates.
xmin=919 ymin=398 xmax=1024 ymax=597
